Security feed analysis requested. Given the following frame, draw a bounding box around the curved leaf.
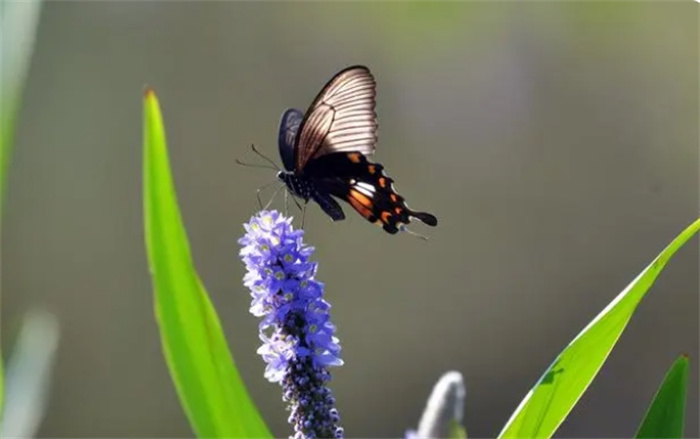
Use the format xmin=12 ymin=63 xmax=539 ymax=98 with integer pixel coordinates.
xmin=498 ymin=219 xmax=699 ymax=439
xmin=635 ymin=355 xmax=689 ymax=439
xmin=415 ymin=371 xmax=467 ymax=439
xmin=143 ymin=88 xmax=271 ymax=438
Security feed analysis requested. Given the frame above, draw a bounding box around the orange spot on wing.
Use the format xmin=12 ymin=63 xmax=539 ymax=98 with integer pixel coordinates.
xmin=381 ymin=211 xmax=392 ymax=223
xmin=348 ymin=196 xmax=372 ymax=218
xmin=390 ymin=193 xmax=398 ymax=202
xmin=349 ymin=189 xmax=372 ymax=208
xmin=395 ymin=207 xmax=402 ymax=214
xmin=348 ymin=153 xmax=361 ymax=163
xmin=379 ymin=177 xmax=387 ymax=188
xmin=368 ymin=165 xmax=376 ymax=174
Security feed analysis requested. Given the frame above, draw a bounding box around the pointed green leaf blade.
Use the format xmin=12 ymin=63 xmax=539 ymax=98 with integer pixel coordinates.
xmin=498 ymin=219 xmax=699 ymax=439
xmin=143 ymin=88 xmax=271 ymax=438
xmin=635 ymin=355 xmax=689 ymax=439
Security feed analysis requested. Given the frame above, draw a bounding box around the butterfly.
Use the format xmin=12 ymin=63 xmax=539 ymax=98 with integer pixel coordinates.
xmin=274 ymin=65 xmax=437 ymax=235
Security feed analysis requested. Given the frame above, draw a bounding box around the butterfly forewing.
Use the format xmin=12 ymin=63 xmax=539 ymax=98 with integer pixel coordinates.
xmin=294 ymin=66 xmax=378 ymax=171
xmin=278 ymin=108 xmax=304 ymax=171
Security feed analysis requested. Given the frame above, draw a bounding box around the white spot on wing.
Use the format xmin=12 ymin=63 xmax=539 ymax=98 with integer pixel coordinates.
xmin=356 ymin=182 xmax=375 ymax=193
xmin=354 ymin=183 xmax=374 ymax=197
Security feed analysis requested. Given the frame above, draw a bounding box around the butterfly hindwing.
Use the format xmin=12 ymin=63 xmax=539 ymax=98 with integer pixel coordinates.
xmin=311 ymin=191 xmax=345 ymax=222
xmin=278 ymin=108 xmax=304 ymax=172
xmin=307 ymin=152 xmax=437 ymax=234
xmin=294 ymin=66 xmax=378 ymax=171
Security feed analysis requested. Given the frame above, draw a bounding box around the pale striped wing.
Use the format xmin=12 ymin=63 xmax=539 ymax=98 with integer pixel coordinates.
xmin=295 ymin=65 xmax=378 ymax=171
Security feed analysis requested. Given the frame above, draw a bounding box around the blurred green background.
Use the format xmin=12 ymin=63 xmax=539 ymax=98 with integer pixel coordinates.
xmin=2 ymin=2 xmax=698 ymax=438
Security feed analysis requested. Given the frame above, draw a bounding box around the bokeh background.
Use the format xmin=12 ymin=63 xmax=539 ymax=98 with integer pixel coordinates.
xmin=2 ymin=2 xmax=698 ymax=438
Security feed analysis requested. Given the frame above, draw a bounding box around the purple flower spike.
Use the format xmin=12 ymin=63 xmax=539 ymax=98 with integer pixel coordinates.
xmin=239 ymin=210 xmax=344 ymax=439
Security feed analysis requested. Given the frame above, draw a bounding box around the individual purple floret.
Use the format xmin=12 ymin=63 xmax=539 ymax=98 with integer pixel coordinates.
xmin=239 ymin=210 xmax=344 ymax=439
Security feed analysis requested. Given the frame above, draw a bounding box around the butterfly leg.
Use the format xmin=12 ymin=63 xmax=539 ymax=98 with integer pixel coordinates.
xmin=263 ymin=184 xmax=285 ymax=211
xmin=301 ymin=203 xmax=307 ymax=230
xmin=255 ymin=179 xmax=279 ymax=209
xmin=290 ymin=193 xmax=303 ymax=212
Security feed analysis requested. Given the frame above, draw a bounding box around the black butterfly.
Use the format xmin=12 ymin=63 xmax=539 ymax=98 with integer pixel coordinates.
xmin=275 ymin=65 xmax=437 ymax=235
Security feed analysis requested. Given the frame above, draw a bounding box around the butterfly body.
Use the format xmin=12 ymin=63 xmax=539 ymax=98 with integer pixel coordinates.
xmin=277 ymin=171 xmax=313 ymax=200
xmin=276 ymin=65 xmax=437 ymax=234
xmin=277 ymin=170 xmax=346 ymax=222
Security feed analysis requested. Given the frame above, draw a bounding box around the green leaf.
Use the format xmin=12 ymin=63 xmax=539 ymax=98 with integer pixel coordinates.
xmin=0 ymin=0 xmax=43 ymax=217
xmin=498 ymin=219 xmax=700 ymax=439
xmin=0 ymin=0 xmax=44 ymax=419
xmin=448 ymin=420 xmax=468 ymax=439
xmin=142 ymin=88 xmax=272 ymax=439
xmin=635 ymin=355 xmax=689 ymax=439
xmin=0 ymin=310 xmax=60 ymax=438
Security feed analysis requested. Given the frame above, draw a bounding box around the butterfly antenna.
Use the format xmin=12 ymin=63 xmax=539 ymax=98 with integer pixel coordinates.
xmin=250 ymin=144 xmax=280 ymax=171
xmin=234 ymin=158 xmax=278 ymax=171
xmin=398 ymin=225 xmax=430 ymax=241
